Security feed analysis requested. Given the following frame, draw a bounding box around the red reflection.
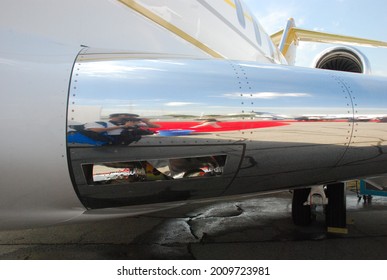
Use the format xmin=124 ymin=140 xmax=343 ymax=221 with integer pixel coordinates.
xmin=150 ymin=120 xmax=288 ymax=134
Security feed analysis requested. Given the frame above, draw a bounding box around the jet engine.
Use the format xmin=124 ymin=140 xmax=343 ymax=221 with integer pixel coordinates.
xmin=314 ymin=46 xmax=371 ymax=74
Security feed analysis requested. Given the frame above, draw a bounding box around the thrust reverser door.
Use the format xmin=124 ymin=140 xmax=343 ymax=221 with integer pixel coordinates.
xmin=69 ymin=145 xmax=243 ymax=209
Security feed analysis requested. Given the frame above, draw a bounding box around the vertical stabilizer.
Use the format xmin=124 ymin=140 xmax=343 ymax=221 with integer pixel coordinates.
xmin=279 ymin=18 xmax=298 ymax=65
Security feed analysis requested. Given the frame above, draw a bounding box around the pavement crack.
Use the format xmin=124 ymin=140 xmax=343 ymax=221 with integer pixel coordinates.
xmin=77 ymin=230 xmax=90 ymax=244
xmin=235 ymin=204 xmax=243 ymax=213
xmin=199 ymin=232 xmax=214 ymax=243
xmin=187 ymin=243 xmax=196 ymax=259
xmin=186 ymin=217 xmax=200 ymax=240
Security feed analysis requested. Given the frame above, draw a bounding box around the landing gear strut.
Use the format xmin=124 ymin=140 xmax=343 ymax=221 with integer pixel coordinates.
xmin=291 ymin=188 xmax=312 ymax=226
xmin=326 ymin=183 xmax=347 ymax=233
xmin=291 ymin=183 xmax=347 ymax=233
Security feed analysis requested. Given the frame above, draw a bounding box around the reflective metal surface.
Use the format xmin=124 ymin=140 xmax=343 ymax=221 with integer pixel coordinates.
xmin=67 ymin=50 xmax=387 ymax=208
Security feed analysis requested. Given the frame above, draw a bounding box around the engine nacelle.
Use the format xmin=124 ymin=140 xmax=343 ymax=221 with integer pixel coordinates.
xmin=313 ymin=46 xmax=371 ymax=74
xmin=65 ymin=50 xmax=387 ymax=210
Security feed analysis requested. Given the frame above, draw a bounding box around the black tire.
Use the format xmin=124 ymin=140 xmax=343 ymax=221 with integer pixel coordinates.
xmin=325 ymin=183 xmax=346 ymax=228
xmin=292 ymin=188 xmax=312 ymax=226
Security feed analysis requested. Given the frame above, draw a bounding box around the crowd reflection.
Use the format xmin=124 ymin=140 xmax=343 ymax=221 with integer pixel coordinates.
xmin=68 ymin=113 xmax=159 ymax=146
xmin=68 ymin=111 xmax=387 ymax=147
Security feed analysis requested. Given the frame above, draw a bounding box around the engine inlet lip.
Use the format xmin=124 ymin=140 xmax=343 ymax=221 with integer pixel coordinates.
xmin=313 ymin=46 xmax=371 ymax=74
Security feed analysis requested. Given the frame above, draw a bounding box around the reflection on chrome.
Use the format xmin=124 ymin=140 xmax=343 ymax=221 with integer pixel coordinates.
xmin=84 ymin=155 xmax=226 ymax=185
xmin=68 ymin=113 xmax=158 ymax=146
xmin=67 ymin=50 xmax=387 ymax=209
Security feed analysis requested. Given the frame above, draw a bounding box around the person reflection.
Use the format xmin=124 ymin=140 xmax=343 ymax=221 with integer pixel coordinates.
xmin=83 ymin=113 xmax=159 ymax=146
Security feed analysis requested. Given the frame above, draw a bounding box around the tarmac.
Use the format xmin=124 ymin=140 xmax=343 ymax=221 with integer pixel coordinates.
xmin=1 ymin=190 xmax=387 ymax=260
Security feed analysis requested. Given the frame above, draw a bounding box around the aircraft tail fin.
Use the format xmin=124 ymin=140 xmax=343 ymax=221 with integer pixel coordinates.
xmin=271 ymin=19 xmax=387 ymax=65
xmin=274 ymin=18 xmax=298 ymax=65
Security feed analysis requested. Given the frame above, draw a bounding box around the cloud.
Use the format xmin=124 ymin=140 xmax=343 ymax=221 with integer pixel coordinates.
xmin=244 ymin=0 xmax=309 ymax=35
xmin=81 ymin=61 xmax=166 ymax=78
xmin=224 ymin=92 xmax=311 ymax=99
xmin=313 ymin=27 xmax=325 ymax=32
xmin=259 ymin=10 xmax=293 ymax=34
xmin=164 ymin=102 xmax=200 ymax=106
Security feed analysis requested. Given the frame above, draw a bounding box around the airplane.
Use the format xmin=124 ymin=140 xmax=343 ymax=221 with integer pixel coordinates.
xmin=1 ymin=0 xmax=387 ymax=232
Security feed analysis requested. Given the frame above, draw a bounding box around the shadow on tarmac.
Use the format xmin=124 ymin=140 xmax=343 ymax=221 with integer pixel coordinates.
xmin=1 ymin=191 xmax=387 ymax=259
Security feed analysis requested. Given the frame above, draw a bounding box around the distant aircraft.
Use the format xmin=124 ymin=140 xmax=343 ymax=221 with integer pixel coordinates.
xmin=1 ymin=0 xmax=387 ymax=231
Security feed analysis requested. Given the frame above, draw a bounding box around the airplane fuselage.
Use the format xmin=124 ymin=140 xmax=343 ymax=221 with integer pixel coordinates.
xmin=1 ymin=0 xmax=387 ymax=229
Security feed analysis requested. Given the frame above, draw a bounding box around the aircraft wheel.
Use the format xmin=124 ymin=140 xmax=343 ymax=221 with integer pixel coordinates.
xmin=325 ymin=183 xmax=346 ymax=228
xmin=292 ymin=188 xmax=312 ymax=226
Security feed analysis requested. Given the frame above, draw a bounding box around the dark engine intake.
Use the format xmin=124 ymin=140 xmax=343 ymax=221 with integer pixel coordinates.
xmin=314 ymin=46 xmax=370 ymax=74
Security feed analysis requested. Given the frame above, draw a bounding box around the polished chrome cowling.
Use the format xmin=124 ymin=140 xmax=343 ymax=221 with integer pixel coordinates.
xmin=67 ymin=50 xmax=387 ymax=209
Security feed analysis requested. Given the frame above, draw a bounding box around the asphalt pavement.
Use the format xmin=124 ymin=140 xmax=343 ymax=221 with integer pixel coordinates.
xmin=1 ymin=190 xmax=387 ymax=259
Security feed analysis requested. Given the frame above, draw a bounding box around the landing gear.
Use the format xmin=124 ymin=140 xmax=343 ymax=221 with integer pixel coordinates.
xmin=291 ymin=183 xmax=347 ymax=233
xmin=292 ymin=188 xmax=312 ymax=226
xmin=326 ymin=183 xmax=347 ymax=233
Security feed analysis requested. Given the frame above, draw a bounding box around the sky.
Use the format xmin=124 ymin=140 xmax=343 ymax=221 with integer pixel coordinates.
xmin=244 ymin=0 xmax=387 ymax=76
